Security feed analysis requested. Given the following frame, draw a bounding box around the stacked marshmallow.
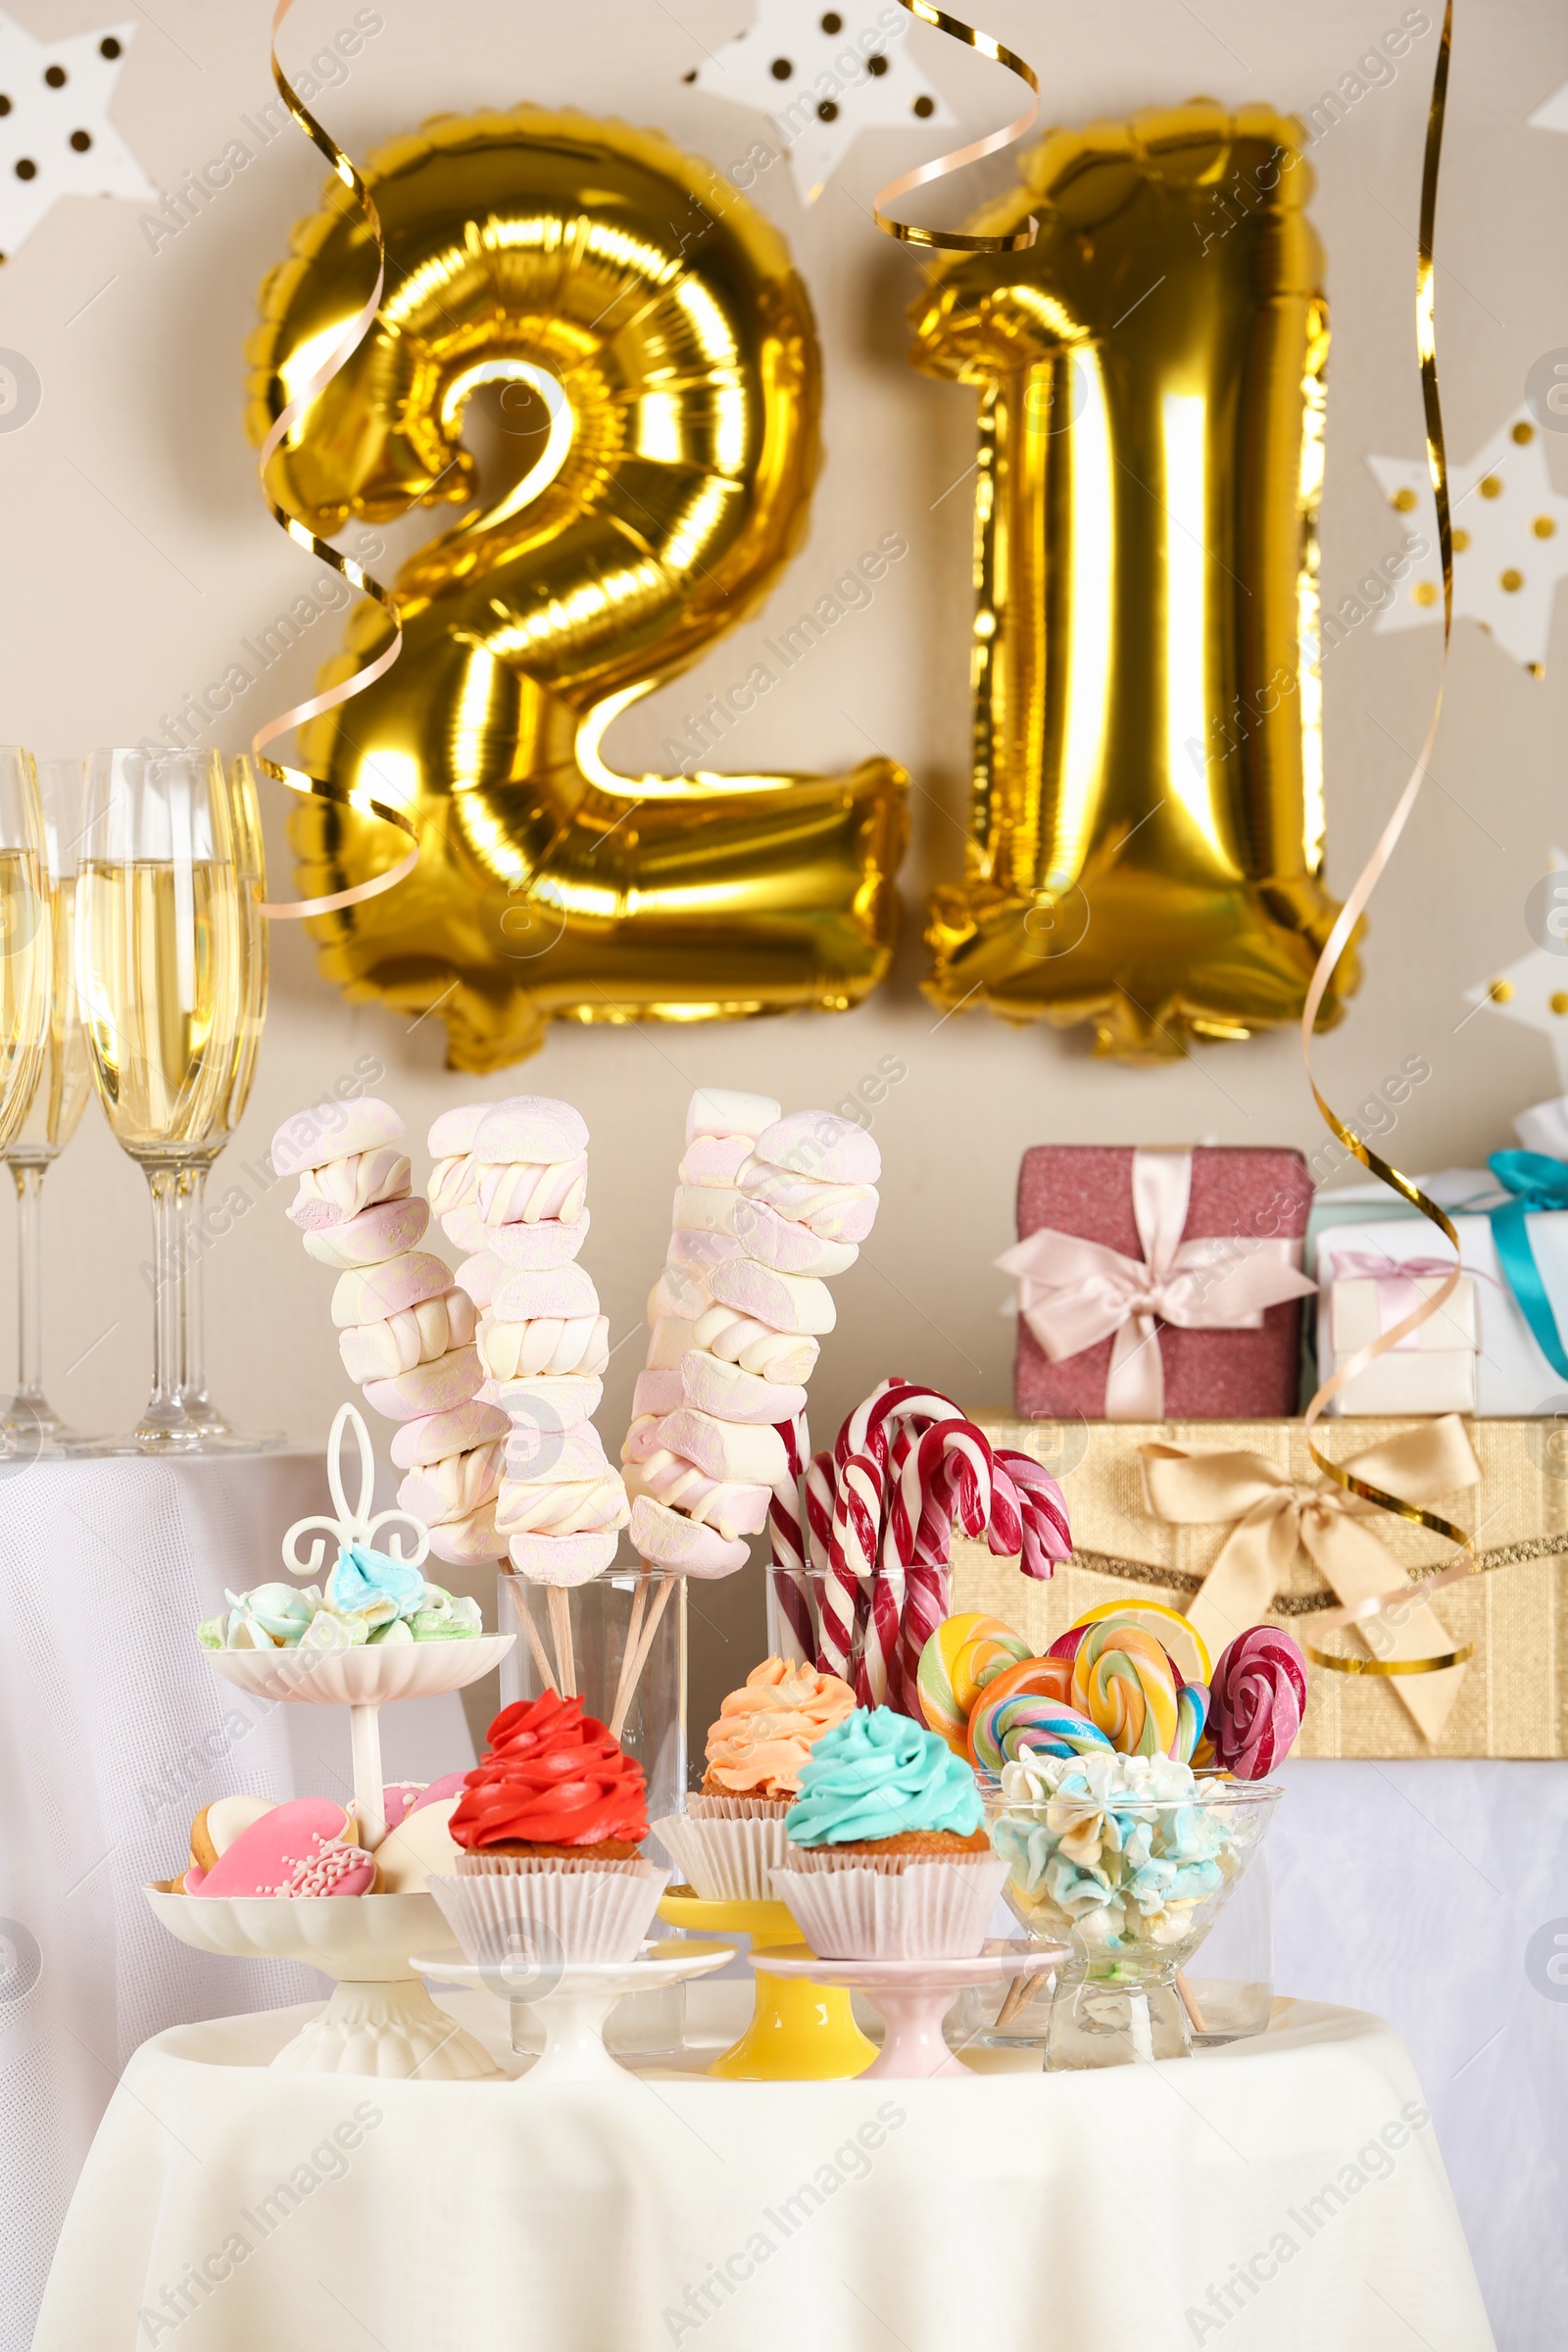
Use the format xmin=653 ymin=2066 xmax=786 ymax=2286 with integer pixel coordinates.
xmin=425 ymin=1097 xmax=629 ymax=1588
xmin=271 ymin=1098 xmax=509 ymax=1570
xmin=623 ymin=1095 xmax=880 ymax=1578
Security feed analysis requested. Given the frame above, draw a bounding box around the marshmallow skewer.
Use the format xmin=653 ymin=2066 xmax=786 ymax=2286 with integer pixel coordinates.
xmin=272 ymin=1098 xmax=509 ymax=1574
xmin=431 ymin=1095 xmax=629 ymax=1696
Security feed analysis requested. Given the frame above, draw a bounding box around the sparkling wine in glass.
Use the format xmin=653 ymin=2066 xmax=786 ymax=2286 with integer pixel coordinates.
xmin=74 ymin=748 xmax=247 ymax=1451
xmin=175 ymin=755 xmax=275 ymax=1443
xmin=0 ymin=757 xmax=94 ymax=1444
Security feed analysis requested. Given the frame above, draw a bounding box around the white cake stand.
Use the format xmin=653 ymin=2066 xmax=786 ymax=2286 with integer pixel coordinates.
xmin=148 ymin=1889 xmax=504 ymax=2078
xmin=411 ymin=1944 xmax=734 ymax=2082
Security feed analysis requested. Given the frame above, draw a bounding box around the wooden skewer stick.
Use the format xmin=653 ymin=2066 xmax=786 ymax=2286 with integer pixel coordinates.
xmin=516 ymin=1589 xmax=560 ymax=1698
xmin=609 ymin=1567 xmax=653 ymax=1738
xmin=996 ymin=1966 xmax=1053 ymax=2031
xmin=547 ymin=1585 xmax=576 ymax=1697
xmin=1176 ymin=1970 xmax=1208 ymax=2035
xmin=609 ymin=1572 xmax=676 ymax=1743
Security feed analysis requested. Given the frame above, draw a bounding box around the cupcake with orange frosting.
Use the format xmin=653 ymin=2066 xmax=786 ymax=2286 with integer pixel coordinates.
xmin=654 ymin=1657 xmax=857 ymax=1901
xmin=430 ymin=1691 xmax=665 ymax=1961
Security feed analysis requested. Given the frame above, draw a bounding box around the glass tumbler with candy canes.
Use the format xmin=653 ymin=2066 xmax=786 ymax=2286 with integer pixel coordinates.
xmin=919 ymin=1601 xmax=1306 ymax=2065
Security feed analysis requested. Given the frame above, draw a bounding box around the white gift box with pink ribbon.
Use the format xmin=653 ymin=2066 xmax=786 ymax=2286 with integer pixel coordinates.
xmin=1323 ymin=1252 xmax=1480 ymax=1415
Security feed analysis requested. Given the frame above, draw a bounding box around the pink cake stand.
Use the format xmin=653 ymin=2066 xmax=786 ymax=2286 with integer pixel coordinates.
xmin=749 ymin=1941 xmax=1068 ymax=2080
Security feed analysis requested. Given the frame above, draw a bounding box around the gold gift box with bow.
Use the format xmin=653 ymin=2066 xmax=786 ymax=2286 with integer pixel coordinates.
xmin=951 ymin=1415 xmax=1568 ymax=1758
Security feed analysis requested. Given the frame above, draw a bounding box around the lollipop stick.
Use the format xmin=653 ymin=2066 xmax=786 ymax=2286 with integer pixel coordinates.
xmin=547 ymin=1586 xmax=576 ymax=1696
xmin=612 ymin=1569 xmax=651 ymax=1732
xmin=517 ymin=1589 xmax=560 ymax=1698
xmin=609 ymin=1572 xmax=675 ymax=1743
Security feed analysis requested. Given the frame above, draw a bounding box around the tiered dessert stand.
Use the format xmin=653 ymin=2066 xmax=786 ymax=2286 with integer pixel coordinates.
xmin=147 ymin=1406 xmax=512 ymax=2079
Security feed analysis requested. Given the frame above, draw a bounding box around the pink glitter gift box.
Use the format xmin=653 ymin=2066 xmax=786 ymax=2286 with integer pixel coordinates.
xmin=1001 ymin=1146 xmax=1315 ymax=1420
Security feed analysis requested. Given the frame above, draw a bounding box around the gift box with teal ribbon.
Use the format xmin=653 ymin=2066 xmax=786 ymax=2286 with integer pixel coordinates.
xmin=1305 ymin=1154 xmax=1568 ymax=1414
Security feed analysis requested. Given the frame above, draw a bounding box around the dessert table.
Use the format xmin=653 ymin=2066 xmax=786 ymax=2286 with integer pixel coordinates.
xmin=0 ymin=1452 xmax=479 ymax=2352
xmin=30 ymin=1985 xmax=1493 ymax=2352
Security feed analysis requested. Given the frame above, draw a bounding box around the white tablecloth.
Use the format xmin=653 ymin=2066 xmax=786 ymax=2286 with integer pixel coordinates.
xmin=30 ymin=1988 xmax=1492 ymax=2352
xmin=0 ymin=1455 xmax=477 ymax=2352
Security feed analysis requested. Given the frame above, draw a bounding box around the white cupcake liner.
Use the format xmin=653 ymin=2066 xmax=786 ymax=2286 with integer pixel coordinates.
xmin=775 ymin=1852 xmax=1008 ymax=1960
xmin=428 ymin=1857 xmax=668 ymax=1964
xmin=654 ymin=1801 xmax=790 ymax=1902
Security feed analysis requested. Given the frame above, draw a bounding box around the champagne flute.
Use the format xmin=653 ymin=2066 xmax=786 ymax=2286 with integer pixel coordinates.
xmin=0 ymin=756 xmax=93 ymax=1445
xmin=74 ymin=748 xmax=246 ymax=1451
xmin=175 ymin=755 xmax=274 ymax=1442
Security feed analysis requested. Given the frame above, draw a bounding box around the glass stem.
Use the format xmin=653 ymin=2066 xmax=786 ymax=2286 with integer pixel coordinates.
xmin=145 ymin=1167 xmax=185 ymax=1427
xmin=179 ymin=1166 xmax=207 ymax=1409
xmin=11 ymin=1160 xmax=46 ymax=1407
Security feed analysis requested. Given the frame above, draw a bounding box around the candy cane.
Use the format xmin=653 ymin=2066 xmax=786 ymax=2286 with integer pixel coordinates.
xmin=995 ymin=1447 xmax=1072 ymax=1579
xmin=766 ymin=1407 xmax=815 ymax=1662
xmin=805 ymin=1448 xmax=836 ymax=1578
xmin=828 ymin=1450 xmax=884 ymax=1700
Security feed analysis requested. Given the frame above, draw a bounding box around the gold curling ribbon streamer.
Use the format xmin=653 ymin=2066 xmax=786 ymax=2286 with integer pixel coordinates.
xmin=872 ymin=0 xmax=1039 ymax=253
xmin=1298 ymin=3 xmax=1473 ymax=1681
xmin=250 ymin=0 xmax=416 ymax=921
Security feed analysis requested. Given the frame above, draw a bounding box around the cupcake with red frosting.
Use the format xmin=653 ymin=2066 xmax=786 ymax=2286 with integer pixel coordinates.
xmin=431 ymin=1692 xmax=665 ymax=1962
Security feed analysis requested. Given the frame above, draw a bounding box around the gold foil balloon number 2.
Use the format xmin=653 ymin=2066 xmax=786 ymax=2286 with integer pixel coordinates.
xmin=248 ymin=107 xmax=906 ymax=1071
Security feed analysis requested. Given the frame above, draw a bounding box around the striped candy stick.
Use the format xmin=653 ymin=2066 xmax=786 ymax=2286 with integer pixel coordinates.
xmin=994 ymin=1446 xmax=1072 ymax=1578
xmin=828 ymin=1449 xmax=885 ymax=1702
xmin=766 ymin=1407 xmax=815 ymax=1663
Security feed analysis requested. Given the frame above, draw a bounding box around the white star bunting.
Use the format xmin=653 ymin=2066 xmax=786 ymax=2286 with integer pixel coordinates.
xmin=1464 ymin=851 xmax=1568 ymax=1083
xmin=685 ymin=0 xmax=954 ymax=209
xmin=0 ymin=13 xmax=154 ymax=262
xmin=1365 ymin=409 xmax=1568 ymax=674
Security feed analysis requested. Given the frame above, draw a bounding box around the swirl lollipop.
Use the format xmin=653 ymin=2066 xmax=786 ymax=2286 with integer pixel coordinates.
xmin=1067 ymin=1597 xmax=1211 ymax=1689
xmin=1208 ymin=1627 xmax=1307 ymax=1779
xmin=968 ymin=1687 xmax=1108 ymax=1773
xmin=917 ymin=1612 xmax=1029 ymax=1750
xmin=1070 ymin=1618 xmax=1181 ymax=1757
xmin=1171 ymin=1669 xmax=1210 ymax=1766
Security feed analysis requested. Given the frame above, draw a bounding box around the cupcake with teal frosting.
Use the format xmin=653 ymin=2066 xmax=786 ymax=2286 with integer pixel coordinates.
xmin=776 ymin=1706 xmax=1006 ymax=1958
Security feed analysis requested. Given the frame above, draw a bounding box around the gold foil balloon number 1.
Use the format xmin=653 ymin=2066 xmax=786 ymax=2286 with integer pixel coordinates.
xmin=248 ymin=106 xmax=906 ymax=1072
xmin=912 ymin=103 xmax=1358 ymax=1056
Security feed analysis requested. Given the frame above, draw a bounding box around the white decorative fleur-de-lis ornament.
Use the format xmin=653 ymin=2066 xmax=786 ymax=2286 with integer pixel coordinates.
xmin=280 ymin=1401 xmax=431 ymax=1582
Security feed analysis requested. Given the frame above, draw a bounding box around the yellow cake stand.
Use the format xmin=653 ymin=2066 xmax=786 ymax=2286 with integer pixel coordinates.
xmin=658 ymin=1889 xmax=876 ymax=2081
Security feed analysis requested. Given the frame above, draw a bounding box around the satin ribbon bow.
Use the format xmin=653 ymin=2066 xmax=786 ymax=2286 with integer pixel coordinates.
xmin=997 ymin=1148 xmax=1316 ymax=1418
xmin=1141 ymin=1417 xmax=1478 ymax=1742
xmin=1484 ymin=1151 xmax=1568 ymax=1382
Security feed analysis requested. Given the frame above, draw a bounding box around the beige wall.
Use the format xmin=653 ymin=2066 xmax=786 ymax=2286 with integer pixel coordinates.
xmin=3 ymin=0 xmax=1566 ymax=1722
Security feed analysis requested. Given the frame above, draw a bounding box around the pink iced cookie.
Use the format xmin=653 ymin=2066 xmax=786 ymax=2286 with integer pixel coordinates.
xmin=331 ymin=1251 xmax=455 ymax=1329
xmin=685 ymin=1088 xmax=780 ymax=1143
xmin=657 ymin=1407 xmax=788 ymax=1487
xmin=708 ymin=1260 xmax=837 ymax=1337
xmin=363 ymin=1344 xmax=484 ymax=1422
xmin=290 ymin=1840 xmax=377 ymax=1897
xmin=507 ymin=1527 xmax=619 ymax=1586
xmin=413 ymin=1771 xmax=470 ymax=1813
xmin=302 ymin=1196 xmax=430 ymax=1271
xmin=679 ymin=1350 xmax=808 ymax=1425
xmin=389 ymin=1398 xmax=510 ymax=1471
xmin=629 ymin=1494 xmax=749 ymax=1579
xmin=270 ymin=1098 xmax=406 ymax=1177
xmin=753 ymin=1109 xmax=881 ymax=1187
xmin=194 ymin=1799 xmax=355 ymax=1897
xmin=489 ymin=1263 xmax=600 ymax=1324
xmin=678 ymin=1134 xmax=754 ymax=1187
xmin=381 ymin=1782 xmax=426 ymax=1834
